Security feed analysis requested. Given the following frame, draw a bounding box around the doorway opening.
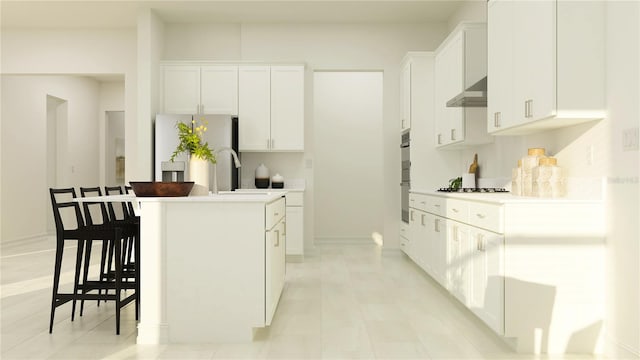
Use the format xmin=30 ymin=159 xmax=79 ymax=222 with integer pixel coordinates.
xmin=105 ymin=111 xmax=125 ymax=187
xmin=313 ymin=71 xmax=384 ymax=244
xmin=46 ymin=95 xmax=68 ymax=233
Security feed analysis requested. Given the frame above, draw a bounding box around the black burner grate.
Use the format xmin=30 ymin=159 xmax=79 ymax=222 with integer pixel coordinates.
xmin=437 ymin=188 xmax=509 ymax=193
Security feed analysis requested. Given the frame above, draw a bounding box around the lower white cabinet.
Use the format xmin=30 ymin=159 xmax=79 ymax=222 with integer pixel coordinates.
xmin=284 ymin=191 xmax=304 ymax=256
xmin=446 ymin=220 xmax=471 ymax=306
xmin=405 ymin=191 xmax=604 ymax=354
xmin=467 ymin=226 xmax=504 ymax=335
xmin=265 ymin=213 xmax=285 ymax=326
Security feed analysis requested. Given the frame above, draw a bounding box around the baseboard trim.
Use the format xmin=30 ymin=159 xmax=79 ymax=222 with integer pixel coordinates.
xmin=605 ymin=334 xmax=640 ymax=359
xmin=1 ymin=232 xmax=51 ymax=245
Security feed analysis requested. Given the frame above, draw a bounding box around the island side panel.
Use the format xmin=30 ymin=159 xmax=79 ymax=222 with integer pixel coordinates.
xmin=137 ymin=201 xmax=170 ymax=344
xmin=164 ymin=200 xmax=266 ymax=343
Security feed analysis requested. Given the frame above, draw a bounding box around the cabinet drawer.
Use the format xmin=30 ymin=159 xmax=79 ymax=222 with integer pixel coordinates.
xmin=409 ymin=193 xmax=428 ymax=211
xmin=266 ymin=197 xmax=286 ymax=230
xmin=446 ymin=199 xmax=469 ymax=223
xmin=425 ymin=195 xmax=446 ymax=216
xmin=400 ymin=221 xmax=409 ymax=239
xmin=467 ymin=202 xmax=504 ymax=233
xmin=285 ymin=191 xmax=304 ymax=207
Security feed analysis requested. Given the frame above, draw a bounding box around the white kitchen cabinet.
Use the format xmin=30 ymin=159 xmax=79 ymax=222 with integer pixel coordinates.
xmin=265 ymin=209 xmax=286 ymax=326
xmin=488 ymin=0 xmax=605 ymax=135
xmin=400 ymin=59 xmax=412 ymax=131
xmin=486 ymin=0 xmax=514 ymax=133
xmin=430 ymin=215 xmax=447 ymax=286
xmin=161 ymin=64 xmax=238 ymax=115
xmin=407 ymin=207 xmax=421 ymax=265
xmin=400 ymin=221 xmax=410 ymax=255
xmin=468 ymin=227 xmax=504 ymax=335
xmin=434 ymin=22 xmax=492 ymax=149
xmin=271 ymin=66 xmax=305 ymax=151
xmin=161 ymin=65 xmax=201 ymax=114
xmin=200 ymin=65 xmax=239 ymax=115
xmin=407 ymin=191 xmax=605 ymax=354
xmin=284 ymin=191 xmax=304 ymax=256
xmin=239 ymin=66 xmax=271 ymax=151
xmin=239 ymin=65 xmax=304 ymax=152
xmin=446 ymin=219 xmax=470 ymax=306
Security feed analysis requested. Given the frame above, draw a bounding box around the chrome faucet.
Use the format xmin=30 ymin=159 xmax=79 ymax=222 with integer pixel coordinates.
xmin=210 ymin=147 xmax=241 ymax=194
xmin=214 ymin=147 xmax=242 ymax=168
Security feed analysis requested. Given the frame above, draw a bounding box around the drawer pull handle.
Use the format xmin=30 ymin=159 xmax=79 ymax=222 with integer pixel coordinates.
xmin=476 ymin=213 xmax=486 ymax=219
xmin=275 ymin=212 xmax=279 ymax=216
xmin=452 ymin=208 xmax=459 ymax=213
xmin=420 ymin=201 xmax=426 ymax=205
xmin=275 ymin=230 xmax=280 ymax=247
xmin=434 ymin=204 xmax=440 ymax=208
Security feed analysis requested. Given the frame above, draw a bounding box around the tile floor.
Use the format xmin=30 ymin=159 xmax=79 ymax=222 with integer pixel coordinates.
xmin=1 ymin=237 xmax=603 ymax=359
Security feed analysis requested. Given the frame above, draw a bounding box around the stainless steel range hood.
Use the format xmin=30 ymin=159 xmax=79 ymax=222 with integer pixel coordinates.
xmin=446 ymin=76 xmax=487 ymax=107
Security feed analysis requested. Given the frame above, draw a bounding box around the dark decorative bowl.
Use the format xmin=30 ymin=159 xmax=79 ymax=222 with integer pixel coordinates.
xmin=129 ymin=181 xmax=194 ymax=197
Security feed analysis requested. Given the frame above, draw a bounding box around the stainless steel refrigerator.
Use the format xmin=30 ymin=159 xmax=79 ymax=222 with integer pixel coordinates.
xmin=154 ymin=114 xmax=239 ymax=191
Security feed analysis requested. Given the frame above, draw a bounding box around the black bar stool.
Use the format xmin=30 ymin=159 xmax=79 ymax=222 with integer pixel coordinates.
xmin=49 ymin=187 xmax=136 ymax=334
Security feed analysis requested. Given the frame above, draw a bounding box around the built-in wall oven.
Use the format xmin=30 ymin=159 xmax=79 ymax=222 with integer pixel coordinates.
xmin=401 ymin=131 xmax=410 ymax=223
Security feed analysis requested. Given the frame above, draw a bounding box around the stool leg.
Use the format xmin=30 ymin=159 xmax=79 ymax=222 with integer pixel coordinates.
xmin=79 ymin=239 xmax=93 ymax=316
xmin=70 ymin=239 xmax=85 ymax=322
xmin=114 ymin=229 xmax=122 ymax=335
xmin=49 ymin=239 xmax=64 ymax=333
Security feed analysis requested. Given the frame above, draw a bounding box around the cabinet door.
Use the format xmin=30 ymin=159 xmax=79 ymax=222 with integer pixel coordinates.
xmin=200 ymin=65 xmax=238 ymax=115
xmin=162 ymin=65 xmax=201 ymax=114
xmin=416 ymin=210 xmax=430 ymax=273
xmin=270 ymin=66 xmax=304 ymax=151
xmin=265 ymin=219 xmax=286 ymax=325
xmin=239 ymin=66 xmax=271 ymax=151
xmin=446 ymin=220 xmax=470 ymax=306
xmin=408 ymin=208 xmax=419 ymax=263
xmin=401 ymin=60 xmax=411 ymax=131
xmin=285 ymin=206 xmax=303 ymax=256
xmin=435 ymin=32 xmax=464 ymax=146
xmin=431 ymin=215 xmax=447 ymax=286
xmin=487 ymin=0 xmax=514 ymax=132
xmin=468 ymin=228 xmax=504 ymax=334
xmin=513 ymin=0 xmax=556 ymax=124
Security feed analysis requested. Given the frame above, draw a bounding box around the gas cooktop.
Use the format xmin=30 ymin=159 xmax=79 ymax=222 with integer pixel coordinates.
xmin=437 ymin=187 xmax=509 ymax=193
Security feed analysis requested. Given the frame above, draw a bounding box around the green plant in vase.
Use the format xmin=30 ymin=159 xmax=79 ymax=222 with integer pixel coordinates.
xmin=170 ymin=118 xmax=216 ymax=164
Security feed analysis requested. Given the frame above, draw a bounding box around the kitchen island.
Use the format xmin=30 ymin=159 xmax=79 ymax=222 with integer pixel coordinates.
xmin=135 ymin=192 xmax=286 ymax=344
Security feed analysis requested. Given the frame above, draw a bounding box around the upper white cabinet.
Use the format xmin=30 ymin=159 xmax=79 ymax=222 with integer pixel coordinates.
xmin=488 ymin=0 xmax=605 ymax=135
xmin=239 ymin=65 xmax=304 ymax=152
xmin=270 ymin=66 xmax=305 ymax=151
xmin=161 ymin=64 xmax=238 ymax=115
xmin=434 ymin=23 xmax=492 ymax=148
xmin=400 ymin=59 xmax=412 ymax=131
xmin=238 ymin=66 xmax=271 ymax=151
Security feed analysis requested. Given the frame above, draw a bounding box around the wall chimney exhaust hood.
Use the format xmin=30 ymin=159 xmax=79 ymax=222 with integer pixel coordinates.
xmin=446 ymin=76 xmax=487 ymax=107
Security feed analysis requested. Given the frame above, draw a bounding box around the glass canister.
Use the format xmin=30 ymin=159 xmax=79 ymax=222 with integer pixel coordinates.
xmin=521 ymin=148 xmax=545 ymax=196
xmin=511 ymin=159 xmax=523 ymax=196
xmin=532 ymin=156 xmax=565 ymax=198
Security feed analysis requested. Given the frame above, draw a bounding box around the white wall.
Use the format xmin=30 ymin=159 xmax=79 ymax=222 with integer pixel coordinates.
xmin=163 ymin=22 xmax=449 ymax=250
xmin=0 ymin=29 xmax=138 ymax=241
xmin=1 ymin=75 xmax=101 ymax=241
xmin=602 ymin=2 xmax=640 ymax=357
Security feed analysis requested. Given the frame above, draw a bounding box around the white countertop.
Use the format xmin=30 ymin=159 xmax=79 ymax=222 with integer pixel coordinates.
xmin=410 ymin=188 xmax=603 ymax=204
xmin=137 ymin=192 xmax=285 ymax=203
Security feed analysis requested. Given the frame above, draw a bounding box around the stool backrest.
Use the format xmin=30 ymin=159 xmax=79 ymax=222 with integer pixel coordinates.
xmin=104 ymin=186 xmax=128 ymax=221
xmin=79 ymin=187 xmax=110 ymax=226
xmin=49 ymin=188 xmax=85 ymax=233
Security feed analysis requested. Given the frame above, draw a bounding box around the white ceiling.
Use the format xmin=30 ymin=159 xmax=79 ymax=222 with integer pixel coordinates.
xmin=1 ymin=1 xmax=469 ymax=29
